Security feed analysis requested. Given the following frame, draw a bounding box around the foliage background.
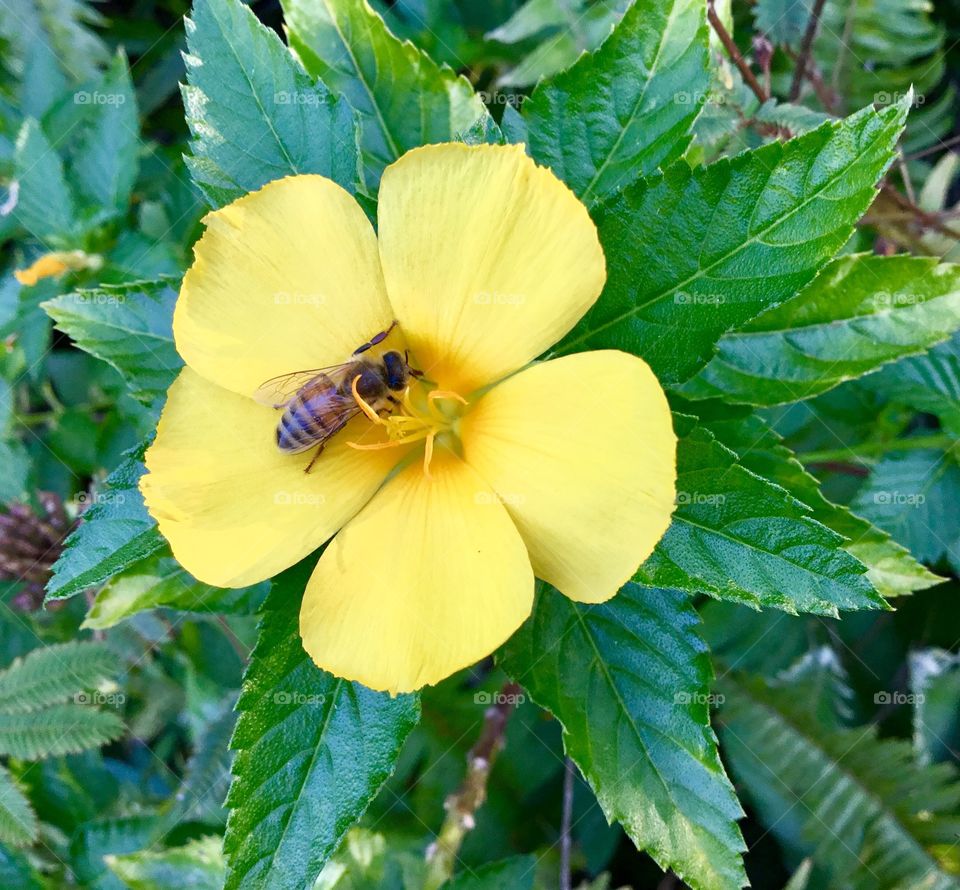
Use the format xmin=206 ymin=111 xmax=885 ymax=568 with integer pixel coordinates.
xmin=2 ymin=0 xmax=960 ymax=888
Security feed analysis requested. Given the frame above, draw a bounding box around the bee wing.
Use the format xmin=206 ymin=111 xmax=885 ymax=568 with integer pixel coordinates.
xmin=252 ymin=364 xmax=357 ymax=409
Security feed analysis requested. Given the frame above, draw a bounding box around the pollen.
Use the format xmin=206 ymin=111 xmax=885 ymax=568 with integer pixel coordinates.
xmin=347 ymin=376 xmax=469 ymax=477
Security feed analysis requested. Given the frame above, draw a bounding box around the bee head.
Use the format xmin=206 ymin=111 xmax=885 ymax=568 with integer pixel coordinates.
xmin=382 ymin=351 xmax=410 ymax=391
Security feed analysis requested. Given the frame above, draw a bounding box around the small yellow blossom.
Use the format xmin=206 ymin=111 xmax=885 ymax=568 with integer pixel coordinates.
xmin=14 ymin=250 xmax=103 ymax=286
xmin=140 ymin=143 xmax=676 ymax=694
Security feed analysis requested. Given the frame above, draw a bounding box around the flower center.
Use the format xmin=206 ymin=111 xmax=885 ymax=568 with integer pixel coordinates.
xmin=346 ymin=376 xmax=468 ymax=477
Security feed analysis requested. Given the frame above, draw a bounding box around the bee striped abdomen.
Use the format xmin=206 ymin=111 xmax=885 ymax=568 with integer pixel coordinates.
xmin=277 ymin=387 xmax=344 ymax=453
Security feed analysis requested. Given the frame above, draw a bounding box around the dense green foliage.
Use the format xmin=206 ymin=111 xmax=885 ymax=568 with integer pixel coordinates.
xmin=2 ymin=0 xmax=960 ymax=888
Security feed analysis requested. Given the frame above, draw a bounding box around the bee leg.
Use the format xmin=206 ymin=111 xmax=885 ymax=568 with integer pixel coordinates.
xmin=304 ymin=444 xmax=324 ymax=474
xmin=352 ymin=319 xmax=398 ymax=355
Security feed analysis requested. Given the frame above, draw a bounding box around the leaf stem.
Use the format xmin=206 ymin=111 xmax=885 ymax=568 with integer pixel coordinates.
xmin=424 ymin=680 xmax=523 ymax=888
xmin=801 ymin=434 xmax=957 ymax=465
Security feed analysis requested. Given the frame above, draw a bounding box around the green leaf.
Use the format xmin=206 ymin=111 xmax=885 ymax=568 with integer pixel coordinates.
xmin=637 ymin=415 xmax=885 ymax=615
xmin=910 ymin=649 xmax=960 ymax=766
xmin=83 ymin=552 xmax=267 ymax=629
xmin=183 ymin=0 xmax=362 ymax=209
xmin=697 ymin=407 xmax=941 ymax=597
xmin=68 ymin=51 xmax=140 ymax=216
xmin=851 ymin=449 xmax=960 ymax=568
xmin=0 ymin=704 xmax=123 ymax=758
xmin=11 ymin=118 xmax=77 ymax=243
xmin=555 ymin=100 xmax=909 ymax=385
xmin=282 ymin=0 xmax=491 ymax=185
xmin=500 ymin=583 xmax=747 ymax=890
xmin=0 ymin=765 xmax=37 ymax=847
xmin=106 ymin=837 xmax=225 ymax=890
xmin=224 ymin=566 xmax=420 ymax=890
xmin=46 ymin=441 xmax=165 ymax=602
xmin=490 ymin=0 xmax=632 ymax=89
xmin=680 ymin=254 xmax=960 ymax=406
xmin=442 ymin=855 xmax=537 ymax=889
xmin=522 ymin=0 xmax=708 ymax=206
xmin=753 ymin=0 xmax=812 ymax=47
xmin=865 ymin=332 xmax=960 ymax=435
xmin=718 ymin=668 xmax=960 ymax=889
xmin=43 ymin=280 xmax=180 ymax=410
xmin=0 ymin=641 xmax=117 ymax=714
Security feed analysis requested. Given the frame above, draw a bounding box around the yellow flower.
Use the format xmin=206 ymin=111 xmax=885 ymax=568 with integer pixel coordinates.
xmin=140 ymin=143 xmax=676 ymax=694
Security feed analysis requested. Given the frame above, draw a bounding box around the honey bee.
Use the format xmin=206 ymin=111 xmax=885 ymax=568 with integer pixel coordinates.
xmin=254 ymin=321 xmax=421 ymax=472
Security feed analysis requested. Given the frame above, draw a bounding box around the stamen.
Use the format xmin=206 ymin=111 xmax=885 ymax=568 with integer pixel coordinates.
xmin=345 ymin=382 xmax=466 ymax=476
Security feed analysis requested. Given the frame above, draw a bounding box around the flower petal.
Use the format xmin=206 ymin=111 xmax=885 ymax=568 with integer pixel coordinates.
xmin=300 ymin=452 xmax=534 ymax=693
xmin=140 ymin=368 xmax=402 ymax=587
xmin=377 ymin=143 xmax=606 ymax=393
xmin=461 ymin=350 xmax=676 ymax=603
xmin=174 ymin=175 xmax=394 ymax=398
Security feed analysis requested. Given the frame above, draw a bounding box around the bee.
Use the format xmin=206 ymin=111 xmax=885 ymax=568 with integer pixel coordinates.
xmin=254 ymin=321 xmax=421 ymax=472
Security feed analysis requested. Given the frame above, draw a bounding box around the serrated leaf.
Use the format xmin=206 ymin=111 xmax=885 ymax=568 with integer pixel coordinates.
xmin=11 ymin=118 xmax=77 ymax=243
xmin=636 ymin=415 xmax=885 ymax=615
xmin=106 ymin=837 xmax=225 ymax=890
xmin=68 ymin=51 xmax=139 ymax=216
xmin=491 ymin=0 xmax=632 ymax=89
xmin=555 ymin=100 xmax=909 ymax=385
xmin=500 ymin=583 xmax=747 ymax=890
xmin=282 ymin=0 xmax=491 ymax=185
xmin=43 ymin=281 xmax=180 ymax=410
xmin=0 ymin=704 xmax=123 ymax=759
xmin=46 ymin=441 xmax=165 ymax=602
xmin=83 ymin=552 xmax=268 ymax=630
xmin=697 ymin=407 xmax=941 ymax=597
xmin=718 ymin=669 xmax=960 ymax=889
xmin=865 ymin=332 xmax=960 ymax=435
xmin=183 ymin=0 xmax=362 ymax=209
xmin=0 ymin=641 xmax=117 ymax=714
xmin=224 ymin=566 xmax=420 ymax=890
xmin=0 ymin=765 xmax=37 ymax=848
xmin=851 ymin=449 xmax=960 ymax=568
xmin=522 ymin=0 xmax=708 ymax=206
xmin=680 ymin=254 xmax=960 ymax=406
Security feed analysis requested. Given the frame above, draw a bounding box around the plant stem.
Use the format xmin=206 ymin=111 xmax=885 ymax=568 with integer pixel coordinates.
xmin=424 ymin=681 xmax=523 ymax=888
xmin=789 ymin=0 xmax=827 ymax=101
xmin=801 ymin=434 xmax=957 ymax=465
xmin=707 ymin=1 xmax=768 ymax=104
xmin=560 ymin=757 xmax=575 ymax=890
